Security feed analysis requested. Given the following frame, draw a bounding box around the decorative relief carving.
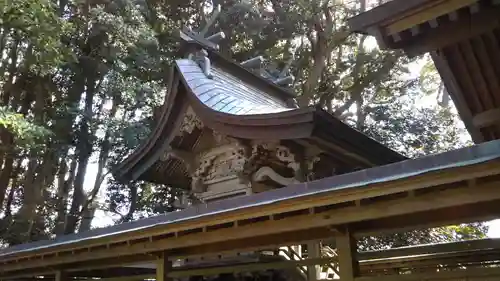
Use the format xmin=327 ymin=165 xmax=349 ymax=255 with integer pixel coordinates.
xmin=202 ymin=144 xmax=245 ymax=183
xmin=241 ymin=144 xmax=271 ymax=182
xmin=162 ymin=130 xmax=337 ymax=202
xmin=178 ymin=107 xmax=203 ymax=136
xmin=189 ymin=131 xmax=252 ymax=195
xmin=305 ymin=155 xmax=321 ymax=181
xmin=276 ymin=145 xmax=302 ymax=176
xmin=212 ymin=131 xmax=236 ymax=146
xmin=252 ymin=166 xmax=299 ymax=186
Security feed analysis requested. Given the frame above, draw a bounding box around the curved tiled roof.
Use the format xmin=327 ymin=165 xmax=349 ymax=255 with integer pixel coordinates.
xmin=176 ymin=59 xmax=293 ymax=115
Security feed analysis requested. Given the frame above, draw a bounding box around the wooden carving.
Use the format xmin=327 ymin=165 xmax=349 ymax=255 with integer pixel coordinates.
xmin=276 ymin=145 xmax=301 ymax=173
xmin=306 ymin=155 xmax=321 ymax=181
xmin=202 ymin=143 xmax=245 ymax=183
xmin=178 ymin=107 xmax=203 ymax=135
xmin=252 ymin=166 xmax=299 ymax=186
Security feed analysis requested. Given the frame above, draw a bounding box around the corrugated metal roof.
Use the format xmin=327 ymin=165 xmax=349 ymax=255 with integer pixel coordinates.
xmin=176 ymin=59 xmax=293 ymax=115
xmin=2 ymin=139 xmax=500 ymax=258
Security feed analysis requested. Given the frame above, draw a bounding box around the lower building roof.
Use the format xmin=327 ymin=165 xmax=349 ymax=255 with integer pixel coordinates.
xmin=1 ymin=139 xmax=500 ymax=259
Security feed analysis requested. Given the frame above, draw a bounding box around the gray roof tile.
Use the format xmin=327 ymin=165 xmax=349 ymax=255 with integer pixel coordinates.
xmin=176 ymin=59 xmax=293 ymax=115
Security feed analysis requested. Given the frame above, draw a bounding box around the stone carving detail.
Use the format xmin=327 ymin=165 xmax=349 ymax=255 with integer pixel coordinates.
xmin=178 ymin=107 xmax=203 ymax=135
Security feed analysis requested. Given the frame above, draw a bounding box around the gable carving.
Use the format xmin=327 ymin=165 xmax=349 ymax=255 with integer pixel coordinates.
xmin=178 ymin=107 xmax=203 ymax=136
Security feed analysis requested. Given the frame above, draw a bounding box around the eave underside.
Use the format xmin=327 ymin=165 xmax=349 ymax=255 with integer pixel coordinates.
xmin=348 ymin=0 xmax=500 ymax=143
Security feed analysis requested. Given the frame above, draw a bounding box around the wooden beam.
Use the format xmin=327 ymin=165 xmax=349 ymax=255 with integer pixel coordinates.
xmin=359 ymin=238 xmax=500 ymax=261
xmin=156 ymin=253 xmax=172 ymax=281
xmin=352 ymin=199 xmax=500 ymax=237
xmin=2 ymin=179 xmax=500 ymax=275
xmin=431 ymin=51 xmax=485 ymax=143
xmin=360 ymin=249 xmax=500 ymax=272
xmin=55 ymin=271 xmax=67 ymax=281
xmin=170 ymin=257 xmax=336 ymax=278
xmin=385 ymin=0 xmax=478 ymax=35
xmin=68 ymin=257 xmax=338 ymax=281
xmin=473 ymin=108 xmax=500 ymax=128
xmin=307 ymin=242 xmax=320 ymax=281
xmin=355 ymin=266 xmax=500 ymax=281
xmin=404 ymin=7 xmax=500 ymax=57
xmin=87 ymin=275 xmax=152 ymax=281
xmin=336 ymin=227 xmax=359 ymax=281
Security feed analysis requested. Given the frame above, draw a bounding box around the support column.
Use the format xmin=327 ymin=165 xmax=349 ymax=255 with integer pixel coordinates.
xmin=55 ymin=271 xmax=67 ymax=281
xmin=336 ymin=227 xmax=359 ymax=281
xmin=157 ymin=252 xmax=173 ymax=281
xmin=307 ymin=242 xmax=321 ymax=281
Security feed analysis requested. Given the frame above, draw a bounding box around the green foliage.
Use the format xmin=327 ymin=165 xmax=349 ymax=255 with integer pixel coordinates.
xmin=0 ymin=106 xmax=52 ymax=148
xmin=1 ymin=0 xmax=75 ymax=74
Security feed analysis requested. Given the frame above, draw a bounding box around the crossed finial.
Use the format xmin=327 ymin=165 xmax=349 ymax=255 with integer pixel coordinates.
xmin=179 ymin=1 xmax=295 ymax=89
xmin=240 ymin=54 xmax=296 ymax=88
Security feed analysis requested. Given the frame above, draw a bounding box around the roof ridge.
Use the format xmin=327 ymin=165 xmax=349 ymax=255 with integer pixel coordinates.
xmin=176 ymin=4 xmax=300 ymax=107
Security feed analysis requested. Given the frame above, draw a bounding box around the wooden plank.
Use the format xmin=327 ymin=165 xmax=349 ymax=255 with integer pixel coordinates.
xmin=460 ymin=40 xmax=495 ymax=112
xmin=355 ymin=266 xmax=500 ymax=281
xmin=404 ymin=7 xmax=500 ymax=56
xmin=353 ymin=199 xmax=500 ymax=238
xmin=85 ymin=275 xmax=152 ymax=281
xmin=156 ymin=253 xmax=173 ymax=281
xmin=385 ymin=0 xmax=478 ymax=35
xmin=348 ymin=0 xmax=435 ymax=31
xmin=431 ymin=51 xmax=484 ymax=142
xmin=336 ymin=228 xmax=358 ymax=281
xmin=63 ymin=257 xmax=338 ymax=281
xmin=170 ymin=257 xmax=336 ymax=278
xmin=307 ymin=242 xmax=320 ymax=281
xmin=470 ymin=32 xmax=500 ymax=106
xmin=358 ymin=238 xmax=500 ymax=260
xmin=360 ymin=249 xmax=500 ymax=271
xmin=55 ymin=271 xmax=67 ymax=281
xmin=473 ymin=108 xmax=500 ymax=128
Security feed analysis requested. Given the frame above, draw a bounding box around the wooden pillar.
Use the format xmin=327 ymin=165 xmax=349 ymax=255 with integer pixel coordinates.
xmin=157 ymin=252 xmax=173 ymax=281
xmin=307 ymin=242 xmax=320 ymax=281
xmin=336 ymin=227 xmax=359 ymax=281
xmin=55 ymin=271 xmax=67 ymax=281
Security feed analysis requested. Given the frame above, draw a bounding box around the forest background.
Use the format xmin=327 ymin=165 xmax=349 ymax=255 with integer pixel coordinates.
xmin=0 ymin=0 xmax=497 ymax=249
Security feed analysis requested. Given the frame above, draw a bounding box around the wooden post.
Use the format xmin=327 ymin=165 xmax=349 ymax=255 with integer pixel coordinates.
xmin=307 ymin=242 xmax=320 ymax=281
xmin=157 ymin=252 xmax=173 ymax=281
xmin=55 ymin=271 xmax=67 ymax=281
xmin=336 ymin=227 xmax=359 ymax=281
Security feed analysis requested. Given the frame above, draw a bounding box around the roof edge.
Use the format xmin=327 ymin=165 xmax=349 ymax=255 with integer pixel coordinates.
xmin=347 ymin=0 xmax=437 ymax=33
xmin=3 ymin=139 xmax=500 ymax=259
